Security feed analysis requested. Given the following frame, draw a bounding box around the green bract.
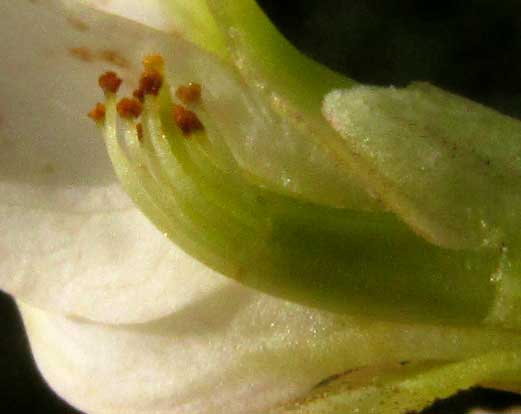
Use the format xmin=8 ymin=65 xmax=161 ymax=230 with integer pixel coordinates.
xmin=1 ymin=0 xmax=521 ymax=413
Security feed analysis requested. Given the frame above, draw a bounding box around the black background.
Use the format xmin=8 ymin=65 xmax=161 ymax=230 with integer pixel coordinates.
xmin=2 ymin=0 xmax=521 ymax=412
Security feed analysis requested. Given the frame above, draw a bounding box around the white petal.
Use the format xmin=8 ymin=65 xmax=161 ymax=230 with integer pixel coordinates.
xmin=0 ymin=0 xmax=222 ymax=323
xmin=72 ymin=0 xmax=177 ymax=33
xmin=20 ymin=296 xmax=521 ymax=414
xmin=3 ymin=207 xmax=225 ymax=323
xmin=74 ymin=0 xmax=227 ymax=57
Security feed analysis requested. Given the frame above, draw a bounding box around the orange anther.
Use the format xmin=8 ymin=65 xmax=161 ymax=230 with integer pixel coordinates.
xmin=176 ymin=83 xmax=202 ymax=105
xmin=98 ymin=71 xmax=122 ymax=94
xmin=173 ymin=104 xmax=204 ymax=136
xmin=88 ymin=103 xmax=106 ymax=122
xmin=117 ymin=98 xmax=143 ymax=119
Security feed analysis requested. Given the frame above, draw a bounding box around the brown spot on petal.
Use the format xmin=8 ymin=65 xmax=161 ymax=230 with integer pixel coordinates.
xmin=176 ymin=83 xmax=202 ymax=105
xmin=173 ymin=104 xmax=204 ymax=136
xmin=99 ymin=71 xmax=122 ymax=94
xmin=88 ymin=103 xmax=106 ymax=122
xmin=70 ymin=46 xmax=130 ymax=70
xmin=70 ymin=47 xmax=94 ymax=62
xmin=117 ymin=98 xmax=143 ymax=119
xmin=67 ymin=16 xmax=89 ymax=32
xmin=100 ymin=49 xmax=130 ymax=69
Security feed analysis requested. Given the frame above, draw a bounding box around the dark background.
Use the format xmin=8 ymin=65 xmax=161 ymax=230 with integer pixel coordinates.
xmin=2 ymin=0 xmax=521 ymax=412
xmin=261 ymin=0 xmax=521 ymax=118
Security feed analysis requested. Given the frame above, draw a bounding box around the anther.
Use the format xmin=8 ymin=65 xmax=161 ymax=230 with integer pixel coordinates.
xmin=98 ymin=71 xmax=122 ymax=94
xmin=117 ymin=98 xmax=143 ymax=119
xmin=133 ymin=88 xmax=145 ymax=103
xmin=173 ymin=104 xmax=204 ymax=136
xmin=133 ymin=55 xmax=165 ymax=102
xmin=176 ymin=83 xmax=202 ymax=105
xmin=143 ymin=55 xmax=164 ymax=73
xmin=134 ymin=70 xmax=163 ymax=103
xmin=88 ymin=103 xmax=106 ymax=123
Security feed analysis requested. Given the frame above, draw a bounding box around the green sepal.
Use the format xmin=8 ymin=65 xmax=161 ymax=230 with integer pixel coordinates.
xmin=273 ymin=352 xmax=521 ymax=414
xmin=323 ymin=83 xmax=521 ymax=251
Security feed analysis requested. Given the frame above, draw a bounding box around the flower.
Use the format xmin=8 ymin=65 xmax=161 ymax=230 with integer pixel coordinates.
xmin=2 ymin=1 xmax=521 ymax=414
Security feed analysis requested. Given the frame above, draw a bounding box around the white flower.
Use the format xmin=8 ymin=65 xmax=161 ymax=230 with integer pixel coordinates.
xmin=2 ymin=1 xmax=521 ymax=414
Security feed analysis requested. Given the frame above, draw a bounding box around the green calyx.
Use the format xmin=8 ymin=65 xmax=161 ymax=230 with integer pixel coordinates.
xmin=273 ymin=352 xmax=521 ymax=414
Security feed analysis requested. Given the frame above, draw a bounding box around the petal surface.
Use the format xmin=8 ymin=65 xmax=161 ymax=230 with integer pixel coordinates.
xmin=73 ymin=0 xmax=179 ymax=33
xmin=0 ymin=0 xmax=223 ymax=323
xmin=74 ymin=0 xmax=227 ymax=57
xmin=21 ymin=296 xmax=521 ymax=414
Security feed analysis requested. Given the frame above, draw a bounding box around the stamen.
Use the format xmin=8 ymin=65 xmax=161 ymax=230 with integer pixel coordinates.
xmin=134 ymin=70 xmax=163 ymax=102
xmin=117 ymin=98 xmax=143 ymax=119
xmin=176 ymin=83 xmax=202 ymax=105
xmin=88 ymin=102 xmax=106 ymax=123
xmin=133 ymin=88 xmax=145 ymax=103
xmin=173 ymin=104 xmax=204 ymax=136
xmin=143 ymin=54 xmax=165 ymax=73
xmin=136 ymin=123 xmax=144 ymax=142
xmin=132 ymin=55 xmax=166 ymax=102
xmin=99 ymin=71 xmax=122 ymax=94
